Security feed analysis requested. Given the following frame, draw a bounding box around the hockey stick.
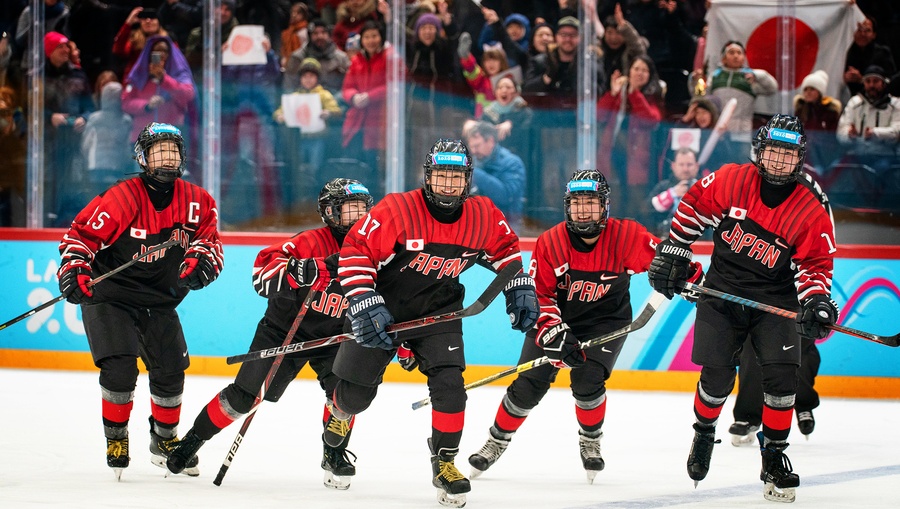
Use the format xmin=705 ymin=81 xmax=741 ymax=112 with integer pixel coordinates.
xmin=0 ymin=239 xmax=180 ymax=333
xmin=682 ymin=282 xmax=900 ymax=348
xmin=224 ymin=262 xmax=522 ymax=365
xmin=213 ymin=281 xmax=325 ymax=486
xmin=410 ymin=292 xmax=668 ymax=410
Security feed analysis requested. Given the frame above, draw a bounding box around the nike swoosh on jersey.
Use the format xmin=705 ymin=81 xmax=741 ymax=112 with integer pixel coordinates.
xmin=461 ymin=251 xmax=479 ymax=258
xmin=448 ymin=346 xmax=460 ymax=351
xmin=599 ymin=274 xmax=617 ymax=281
xmin=782 ymin=345 xmax=795 ymax=351
xmin=601 ymin=347 xmax=612 ymax=353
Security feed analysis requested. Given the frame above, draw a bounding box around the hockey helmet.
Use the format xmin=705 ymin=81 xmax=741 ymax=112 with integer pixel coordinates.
xmin=423 ymin=138 xmax=473 ymax=211
xmin=317 ymin=178 xmax=374 ymax=234
xmin=753 ymin=114 xmax=806 ymax=185
xmin=564 ymin=170 xmax=610 ymax=238
xmin=133 ymin=122 xmax=186 ymax=183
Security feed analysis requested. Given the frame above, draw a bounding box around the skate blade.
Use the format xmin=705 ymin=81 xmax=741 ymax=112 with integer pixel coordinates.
xmin=731 ymin=434 xmax=756 ymax=447
xmin=586 ymin=470 xmax=599 ymax=484
xmin=763 ymin=482 xmax=796 ymax=503
xmin=436 ymin=489 xmax=467 ymax=508
xmin=112 ymin=468 xmax=124 ymax=481
xmin=469 ymin=467 xmax=485 ymax=480
xmin=693 ymin=480 xmax=699 ymax=489
xmin=152 ymin=454 xmax=200 ymax=477
xmin=323 ymin=471 xmax=351 ymax=490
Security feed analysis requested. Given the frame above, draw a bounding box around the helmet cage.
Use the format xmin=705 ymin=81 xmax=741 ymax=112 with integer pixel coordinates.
xmin=564 ymin=171 xmax=610 ymax=238
xmin=317 ymin=179 xmax=374 ymax=235
xmin=423 ymin=139 xmax=473 ymax=211
xmin=754 ymin=115 xmax=806 ymax=185
xmin=134 ymin=122 xmax=186 ymax=182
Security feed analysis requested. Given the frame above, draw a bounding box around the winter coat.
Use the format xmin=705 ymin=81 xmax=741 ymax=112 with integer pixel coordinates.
xmin=285 ymin=41 xmax=352 ymax=93
xmin=597 ymin=88 xmax=662 ymax=187
xmin=342 ymin=46 xmax=389 ymax=150
xmin=81 ymin=83 xmax=133 ymax=171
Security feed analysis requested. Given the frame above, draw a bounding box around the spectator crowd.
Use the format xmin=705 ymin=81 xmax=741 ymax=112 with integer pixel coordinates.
xmin=1 ymin=0 xmax=899 ymax=232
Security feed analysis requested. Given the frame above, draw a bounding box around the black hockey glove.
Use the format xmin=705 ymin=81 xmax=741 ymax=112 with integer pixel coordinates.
xmin=286 ymin=257 xmax=329 ymax=289
xmin=58 ymin=259 xmax=94 ymax=304
xmin=796 ymin=295 xmax=839 ymax=340
xmin=538 ymin=322 xmax=585 ymax=369
xmin=397 ymin=343 xmax=419 ymax=372
xmin=503 ymin=274 xmax=538 ymax=332
xmin=648 ymin=239 xmax=694 ymax=299
xmin=178 ymin=243 xmax=221 ymax=290
xmin=679 ymin=262 xmax=705 ymax=304
xmin=347 ymin=290 xmax=396 ymax=350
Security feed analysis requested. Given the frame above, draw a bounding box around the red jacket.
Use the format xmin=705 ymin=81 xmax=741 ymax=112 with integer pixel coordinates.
xmin=341 ymin=47 xmax=389 ymax=151
xmin=597 ymin=89 xmax=662 ymax=186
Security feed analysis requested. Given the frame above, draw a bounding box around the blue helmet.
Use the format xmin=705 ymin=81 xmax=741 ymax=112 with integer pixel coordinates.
xmin=423 ymin=138 xmax=473 ymax=211
xmin=134 ymin=122 xmax=186 ymax=183
xmin=753 ymin=114 xmax=807 ymax=184
xmin=317 ymin=178 xmax=374 ymax=234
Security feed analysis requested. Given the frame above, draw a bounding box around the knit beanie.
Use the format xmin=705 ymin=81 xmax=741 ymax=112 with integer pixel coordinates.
xmin=44 ymin=32 xmax=69 ymax=58
xmin=414 ymin=13 xmax=442 ymax=34
xmin=800 ymin=70 xmax=828 ymax=96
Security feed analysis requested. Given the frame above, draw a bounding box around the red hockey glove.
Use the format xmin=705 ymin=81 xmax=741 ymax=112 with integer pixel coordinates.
xmin=397 ymin=343 xmax=419 ymax=372
xmin=58 ymin=260 xmax=94 ymax=304
xmin=538 ymin=322 xmax=585 ymax=369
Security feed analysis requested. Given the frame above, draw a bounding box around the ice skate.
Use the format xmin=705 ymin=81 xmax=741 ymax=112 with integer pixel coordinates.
xmin=321 ymin=437 xmax=357 ymax=490
xmin=687 ymin=423 xmax=720 ymax=487
xmin=578 ymin=432 xmax=605 ymax=484
xmin=149 ymin=418 xmax=199 ymax=476
xmin=729 ymin=421 xmax=760 ymax=447
xmin=429 ymin=439 xmax=470 ymax=508
xmin=759 ymin=432 xmax=799 ymax=503
xmin=323 ymin=408 xmax=353 ymax=448
xmin=165 ymin=429 xmax=205 ymax=476
xmin=467 ymin=433 xmax=509 ymax=479
xmin=796 ymin=411 xmax=815 ymax=439
xmin=106 ymin=436 xmax=130 ymax=481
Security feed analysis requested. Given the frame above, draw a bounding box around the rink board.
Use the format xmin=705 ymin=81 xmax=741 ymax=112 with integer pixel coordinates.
xmin=1 ymin=229 xmax=899 ymax=398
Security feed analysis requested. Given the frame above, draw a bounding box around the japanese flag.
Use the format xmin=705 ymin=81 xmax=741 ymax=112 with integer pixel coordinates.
xmin=406 ymin=239 xmax=424 ymax=251
xmin=705 ymin=0 xmax=865 ymax=111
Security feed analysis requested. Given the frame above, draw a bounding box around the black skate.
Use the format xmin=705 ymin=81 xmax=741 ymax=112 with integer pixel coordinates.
xmin=687 ymin=423 xmax=720 ymax=487
xmin=429 ymin=438 xmax=470 ymax=508
xmin=321 ymin=436 xmax=357 ymax=490
xmin=106 ymin=436 xmax=130 ymax=481
xmin=165 ymin=429 xmax=205 ymax=476
xmin=467 ymin=433 xmax=510 ymax=479
xmin=579 ymin=432 xmax=605 ymax=484
xmin=729 ymin=421 xmax=760 ymax=447
xmin=796 ymin=411 xmax=815 ymax=439
xmin=758 ymin=432 xmax=800 ymax=503
xmin=323 ymin=409 xmax=353 ymax=448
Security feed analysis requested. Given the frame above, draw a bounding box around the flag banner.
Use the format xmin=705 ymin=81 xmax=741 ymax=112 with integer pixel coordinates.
xmin=704 ymin=0 xmax=865 ymax=114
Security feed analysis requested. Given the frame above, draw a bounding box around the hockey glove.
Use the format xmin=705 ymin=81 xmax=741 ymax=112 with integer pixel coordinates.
xmin=504 ymin=273 xmax=539 ymax=332
xmin=538 ymin=322 xmax=585 ymax=369
xmin=58 ymin=259 xmax=94 ymax=304
xmin=178 ymin=242 xmax=221 ymax=290
xmin=347 ymin=290 xmax=396 ymax=350
xmin=678 ymin=262 xmax=705 ymax=304
xmin=286 ymin=257 xmax=328 ymax=289
xmin=648 ymin=239 xmax=694 ymax=299
xmin=796 ymin=295 xmax=839 ymax=340
xmin=397 ymin=343 xmax=419 ymax=372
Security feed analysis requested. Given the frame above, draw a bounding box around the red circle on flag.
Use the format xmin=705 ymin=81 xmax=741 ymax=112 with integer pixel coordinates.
xmin=745 ymin=17 xmax=818 ymax=89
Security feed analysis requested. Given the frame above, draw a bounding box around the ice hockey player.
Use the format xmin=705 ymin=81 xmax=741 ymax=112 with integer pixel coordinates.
xmin=648 ymin=114 xmax=837 ymax=503
xmin=467 ymin=170 xmax=700 ymax=483
xmin=326 ymin=138 xmax=538 ymax=507
xmin=57 ymin=122 xmax=223 ymax=480
xmin=166 ymin=178 xmax=373 ymax=490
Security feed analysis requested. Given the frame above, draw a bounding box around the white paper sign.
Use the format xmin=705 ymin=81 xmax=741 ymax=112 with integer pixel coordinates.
xmin=669 ymin=128 xmax=701 ymax=153
xmin=281 ymin=93 xmax=325 ymax=133
xmin=222 ymin=25 xmax=267 ymax=66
